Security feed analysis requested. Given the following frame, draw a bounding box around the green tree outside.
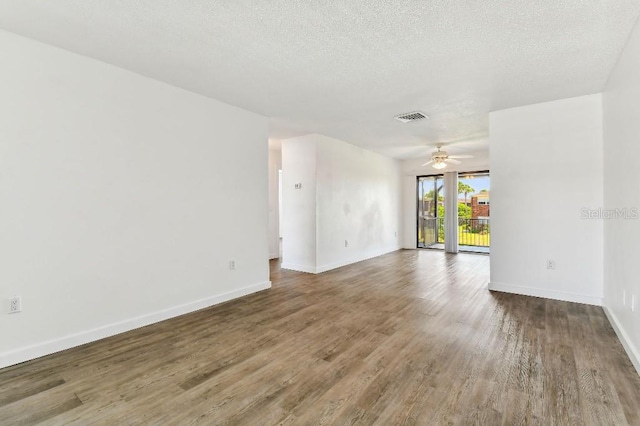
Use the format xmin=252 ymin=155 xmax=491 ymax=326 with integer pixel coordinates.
xmin=458 ymin=182 xmax=475 ymax=205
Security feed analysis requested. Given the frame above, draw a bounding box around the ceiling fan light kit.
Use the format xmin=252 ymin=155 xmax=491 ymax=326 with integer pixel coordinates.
xmin=421 ymin=144 xmax=474 ymax=170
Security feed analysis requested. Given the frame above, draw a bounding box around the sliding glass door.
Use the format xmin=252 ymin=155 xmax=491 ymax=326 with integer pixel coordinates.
xmin=417 ymin=175 xmax=444 ymax=248
xmin=417 ymin=172 xmax=490 ymax=252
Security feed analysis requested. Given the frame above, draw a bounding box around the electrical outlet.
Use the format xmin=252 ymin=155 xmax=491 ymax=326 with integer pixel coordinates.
xmin=9 ymin=296 xmax=22 ymax=314
xmin=294 ymin=183 xmax=302 ymax=189
xmin=394 ymin=231 xmax=397 ymax=237
xmin=623 ymin=290 xmax=626 ymax=306
xmin=229 ymin=260 xmax=236 ymax=270
xmin=546 ymin=260 xmax=555 ymax=270
xmin=344 ymin=240 xmax=349 ymax=247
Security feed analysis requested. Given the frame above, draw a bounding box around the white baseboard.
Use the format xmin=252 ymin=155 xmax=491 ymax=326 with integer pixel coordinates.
xmin=488 ymin=282 xmax=602 ymax=306
xmin=280 ymin=262 xmax=317 ymax=274
xmin=0 ymin=280 xmax=271 ymax=369
xmin=602 ymin=306 xmax=640 ymax=376
xmin=282 ymin=247 xmax=400 ymax=275
xmin=316 ymin=247 xmax=400 ymax=273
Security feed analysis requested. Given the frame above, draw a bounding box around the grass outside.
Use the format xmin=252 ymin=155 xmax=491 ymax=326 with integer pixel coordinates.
xmin=458 ymin=226 xmax=490 ymax=246
xmin=419 ymin=225 xmax=490 ymax=247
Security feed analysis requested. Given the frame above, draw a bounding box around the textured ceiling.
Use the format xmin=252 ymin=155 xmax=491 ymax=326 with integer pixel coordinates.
xmin=1 ymin=1 xmax=639 ymax=159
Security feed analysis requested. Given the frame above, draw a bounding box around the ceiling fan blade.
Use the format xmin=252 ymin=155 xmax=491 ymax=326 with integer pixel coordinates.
xmin=421 ymin=160 xmax=434 ymax=166
xmin=448 ymin=155 xmax=474 ymax=159
xmin=445 ymin=158 xmax=462 ymax=164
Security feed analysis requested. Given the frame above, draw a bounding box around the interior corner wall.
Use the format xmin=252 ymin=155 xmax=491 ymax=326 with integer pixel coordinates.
xmin=281 ymin=137 xmax=318 ymax=273
xmin=489 ymin=94 xmax=603 ymax=306
xmin=314 ymin=135 xmax=402 ymax=272
xmin=281 ymin=134 xmax=402 ymax=274
xmin=602 ymin=14 xmax=640 ymax=374
xmin=0 ymin=30 xmax=270 ymax=368
xmin=268 ymin=147 xmax=282 ymax=259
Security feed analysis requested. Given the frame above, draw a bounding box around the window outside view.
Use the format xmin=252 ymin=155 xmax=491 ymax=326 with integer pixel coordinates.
xmin=418 ymin=172 xmax=490 ymax=253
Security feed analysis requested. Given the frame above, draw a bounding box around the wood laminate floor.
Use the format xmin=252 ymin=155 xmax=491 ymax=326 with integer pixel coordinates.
xmin=1 ymin=250 xmax=639 ymax=425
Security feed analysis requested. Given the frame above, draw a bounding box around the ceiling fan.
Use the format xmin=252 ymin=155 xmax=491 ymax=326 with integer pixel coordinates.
xmin=422 ymin=145 xmax=473 ymax=169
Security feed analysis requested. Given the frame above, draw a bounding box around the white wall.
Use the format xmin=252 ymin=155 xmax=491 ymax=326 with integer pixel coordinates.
xmin=281 ymin=136 xmax=317 ymax=273
xmin=0 ymin=30 xmax=270 ymax=368
xmin=489 ymin=94 xmax=603 ymax=306
xmin=281 ymin=134 xmax=401 ymax=273
xmin=315 ymin=135 xmax=402 ymax=272
xmin=602 ymin=15 xmax=640 ymax=374
xmin=402 ymin=175 xmax=418 ymax=249
xmin=268 ymin=146 xmax=281 ymax=259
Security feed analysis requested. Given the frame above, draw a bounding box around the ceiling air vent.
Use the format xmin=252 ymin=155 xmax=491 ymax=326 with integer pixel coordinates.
xmin=394 ymin=111 xmax=429 ymax=123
